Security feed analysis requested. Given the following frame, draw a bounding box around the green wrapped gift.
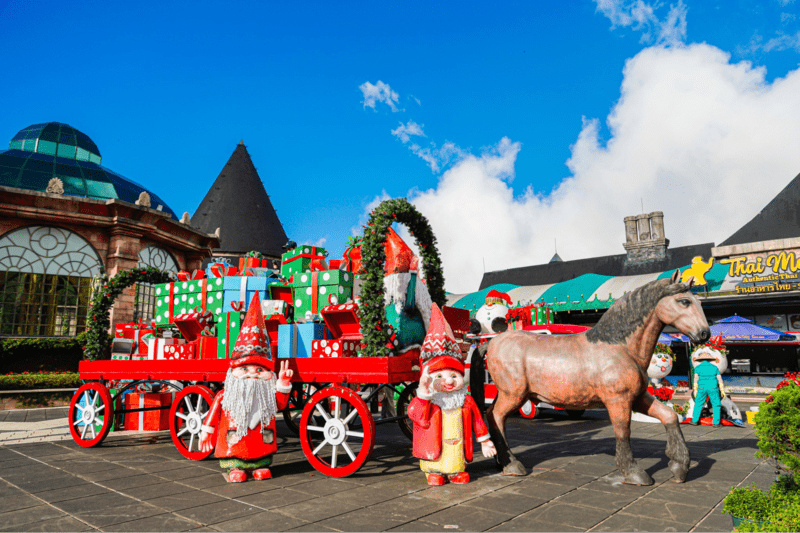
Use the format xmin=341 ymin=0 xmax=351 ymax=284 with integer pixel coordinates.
xmin=292 ymin=270 xmax=353 ymax=319
xmin=154 ymin=277 xmax=226 ymax=326
xmin=217 ymin=310 xmax=245 ymax=359
xmin=280 ymin=246 xmax=327 ymax=279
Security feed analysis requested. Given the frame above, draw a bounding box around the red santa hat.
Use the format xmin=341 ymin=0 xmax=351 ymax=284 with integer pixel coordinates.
xmin=230 ymin=292 xmax=273 ymax=370
xmin=420 ymin=303 xmax=464 ymax=374
xmin=385 ymin=227 xmax=418 ymax=275
xmin=485 ymin=290 xmax=512 ymax=307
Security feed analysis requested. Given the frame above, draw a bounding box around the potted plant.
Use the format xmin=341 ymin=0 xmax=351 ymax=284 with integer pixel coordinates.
xmin=722 ymin=372 xmax=800 ymax=531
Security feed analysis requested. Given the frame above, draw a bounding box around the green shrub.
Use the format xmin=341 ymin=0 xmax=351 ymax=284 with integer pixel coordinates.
xmin=0 ymin=372 xmax=81 ymax=391
xmin=723 ymin=373 xmax=800 ymax=532
xmin=0 ymin=333 xmax=88 ymax=373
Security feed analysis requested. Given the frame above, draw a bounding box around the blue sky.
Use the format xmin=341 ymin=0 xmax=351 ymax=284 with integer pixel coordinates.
xmin=2 ymin=0 xmax=799 ymax=292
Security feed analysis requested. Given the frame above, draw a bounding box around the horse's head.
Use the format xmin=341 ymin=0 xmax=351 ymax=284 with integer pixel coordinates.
xmin=655 ymin=269 xmax=710 ymax=344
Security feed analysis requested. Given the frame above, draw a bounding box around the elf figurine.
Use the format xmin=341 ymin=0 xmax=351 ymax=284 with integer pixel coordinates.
xmin=199 ymin=292 xmax=293 ymax=482
xmin=408 ymin=303 xmax=497 ymax=486
xmin=690 ymin=338 xmax=726 ymax=426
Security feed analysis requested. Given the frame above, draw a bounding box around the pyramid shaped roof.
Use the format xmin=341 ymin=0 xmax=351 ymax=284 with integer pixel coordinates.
xmin=721 ymin=171 xmax=800 ymax=246
xmin=191 ymin=142 xmax=288 ymax=257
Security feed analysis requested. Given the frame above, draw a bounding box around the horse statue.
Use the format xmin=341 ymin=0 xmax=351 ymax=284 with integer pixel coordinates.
xmin=485 ymin=270 xmax=710 ymax=485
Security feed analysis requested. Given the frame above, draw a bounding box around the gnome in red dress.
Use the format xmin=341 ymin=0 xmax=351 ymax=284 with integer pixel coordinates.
xmin=199 ymin=292 xmax=293 ymax=483
xmin=408 ymin=303 xmax=496 ymax=486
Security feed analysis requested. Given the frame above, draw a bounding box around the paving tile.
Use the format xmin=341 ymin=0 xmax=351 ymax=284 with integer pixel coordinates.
xmin=278 ymin=495 xmax=363 ymax=522
xmin=528 ymin=469 xmax=596 ymax=487
xmin=286 ymin=522 xmax=341 ymax=532
xmin=493 ymin=514 xmax=584 ymax=532
xmin=148 ymin=490 xmax=226 ymax=512
xmin=13 ymin=476 xmax=91 ymax=494
xmin=212 ymin=510 xmax=307 ymax=532
xmin=356 ymin=493 xmax=450 ymax=522
xmin=420 ymin=504 xmax=515 ymax=531
xmin=646 ymin=484 xmax=727 ymax=508
xmin=35 ymin=482 xmax=112 ymax=503
xmin=202 ymin=479 xmax=281 ymax=498
xmin=77 ymin=466 xmax=142 ymax=482
xmin=73 ymin=502 xmax=167 ymax=528
xmin=326 ymin=483 xmax=410 ymax=507
xmin=174 ymin=499 xmax=258 ymax=525
xmin=289 ymin=477 xmax=364 ymax=497
xmin=386 ymin=520 xmax=449 ymax=532
xmin=53 ymin=492 xmax=139 ymax=514
xmin=236 ymin=488 xmax=318 ymax=510
xmin=123 ymin=481 xmax=196 ymax=501
xmin=462 ymin=490 xmax=546 ymax=515
xmin=515 ymin=500 xmax=609 ymax=529
xmin=0 ymin=505 xmax=67 ymax=530
xmin=0 ymin=515 xmax=93 ymax=532
xmin=554 ymin=487 xmax=639 ymax=511
xmin=620 ymin=497 xmax=711 ymax=525
xmin=49 ymin=459 xmax=120 ymax=475
xmin=592 ymin=512 xmax=693 ymax=532
xmin=560 ymin=460 xmax=618 ymax=477
xmin=0 ymin=492 xmax=42 ymax=513
xmin=317 ymin=508 xmax=407 ymax=532
xmin=99 ymin=512 xmax=202 ymax=532
xmin=156 ymin=467 xmax=220 ymax=482
xmin=135 ymin=460 xmax=201 ymax=473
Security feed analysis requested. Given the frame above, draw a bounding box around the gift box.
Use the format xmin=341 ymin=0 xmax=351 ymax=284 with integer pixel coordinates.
xmin=153 ymin=277 xmax=226 ymax=326
xmin=207 ymin=261 xmax=238 ymax=278
xmin=281 ymin=246 xmax=327 ymax=279
xmin=114 ymin=323 xmax=156 ymax=345
xmin=292 ymin=270 xmax=354 ymax=319
xmin=312 ymin=339 xmax=358 ymax=358
xmin=442 ymin=306 xmax=470 ymax=339
xmin=131 ymin=355 xmax=148 ymax=361
xmin=269 ymin=281 xmax=294 ymax=306
xmin=222 ymin=277 xmax=270 ymax=313
xmin=320 ymin=303 xmax=362 ymax=343
xmin=277 ymin=323 xmax=327 ymax=358
xmin=532 ymin=305 xmax=551 ymax=325
xmin=265 ymin=316 xmax=285 ymax=357
xmin=261 ymin=299 xmax=291 ymax=319
xmin=173 ymin=309 xmax=214 ymax=341
xmin=162 ymin=342 xmax=195 ymax=361
xmin=124 ymin=393 xmax=172 ymax=431
xmin=239 ymin=255 xmax=269 ymax=271
xmin=195 ymin=333 xmax=217 ymax=360
xmin=147 ymin=338 xmax=185 ymax=360
xmin=176 ymin=270 xmax=206 ymax=281
xmin=111 ymin=353 xmax=131 ymax=361
xmin=217 ymin=310 xmax=245 ymax=359
xmin=343 ymin=237 xmax=363 ymax=274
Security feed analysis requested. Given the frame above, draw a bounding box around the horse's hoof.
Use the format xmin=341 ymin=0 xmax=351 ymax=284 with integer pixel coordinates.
xmin=669 ymin=461 xmax=689 ymax=482
xmin=623 ymin=470 xmax=654 ymax=486
xmin=501 ymin=460 xmax=527 ymax=476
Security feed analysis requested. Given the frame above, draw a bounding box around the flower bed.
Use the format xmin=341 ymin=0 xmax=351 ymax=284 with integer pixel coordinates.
xmin=0 ymin=372 xmax=80 ymax=391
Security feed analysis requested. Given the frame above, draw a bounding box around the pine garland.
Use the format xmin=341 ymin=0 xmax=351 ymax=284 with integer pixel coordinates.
xmin=358 ymin=198 xmax=445 ymax=357
xmin=83 ymin=267 xmax=172 ymax=360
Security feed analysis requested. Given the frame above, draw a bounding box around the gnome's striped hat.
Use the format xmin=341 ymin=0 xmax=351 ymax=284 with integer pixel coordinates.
xmin=230 ymin=291 xmax=273 ymax=370
xmin=420 ymin=303 xmax=464 ymax=374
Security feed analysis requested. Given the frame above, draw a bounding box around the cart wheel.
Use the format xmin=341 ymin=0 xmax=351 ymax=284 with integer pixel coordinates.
xmin=519 ymin=400 xmax=537 ymax=419
xmin=69 ymin=383 xmax=113 ymax=448
xmin=395 ymin=382 xmax=418 ymax=441
xmin=170 ymin=385 xmax=215 ymax=460
xmin=300 ymin=385 xmax=375 ymax=477
xmin=282 ymin=383 xmax=317 ymax=436
xmin=566 ymin=409 xmax=585 ymax=419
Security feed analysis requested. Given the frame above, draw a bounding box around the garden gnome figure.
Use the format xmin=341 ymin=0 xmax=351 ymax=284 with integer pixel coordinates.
xmin=408 ymin=303 xmax=496 ymax=486
xmin=691 ymin=335 xmax=726 ymax=426
xmin=199 ymin=292 xmax=293 ymax=482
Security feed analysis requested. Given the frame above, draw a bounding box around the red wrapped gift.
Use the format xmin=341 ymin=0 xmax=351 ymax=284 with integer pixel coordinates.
xmin=124 ymin=393 xmax=172 ymax=431
xmin=209 ymin=262 xmax=238 ymax=278
xmin=343 ymin=237 xmax=363 ymax=274
xmin=173 ymin=308 xmax=214 ymax=341
xmin=310 ymin=258 xmax=328 ymax=271
xmin=320 ymin=303 xmax=363 ymax=344
xmin=176 ymin=270 xmax=206 ymax=281
xmin=162 ymin=342 xmax=195 ymax=360
xmin=149 ymin=338 xmax=185 ymax=360
xmin=114 ymin=322 xmax=156 ymax=341
xmin=239 ymin=256 xmax=269 ymax=271
xmin=312 ymin=338 xmax=358 ymax=358
xmin=328 ymin=259 xmax=344 ymax=270
xmin=195 ymin=333 xmax=217 ymax=360
xmin=265 ymin=315 xmax=286 ymax=358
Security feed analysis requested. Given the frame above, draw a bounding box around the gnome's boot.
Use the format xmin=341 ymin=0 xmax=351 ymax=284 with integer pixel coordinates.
xmin=227 ymin=469 xmax=247 ymax=483
xmin=426 ymin=473 xmax=446 ymax=486
xmin=253 ymin=468 xmax=272 ymax=480
xmin=449 ymin=472 xmax=470 ymax=484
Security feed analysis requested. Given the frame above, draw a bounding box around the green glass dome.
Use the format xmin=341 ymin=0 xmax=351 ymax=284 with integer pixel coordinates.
xmin=0 ymin=122 xmax=176 ymax=218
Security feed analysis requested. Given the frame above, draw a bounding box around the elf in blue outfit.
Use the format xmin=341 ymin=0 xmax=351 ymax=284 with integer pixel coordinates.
xmin=691 ymin=344 xmax=726 ymax=426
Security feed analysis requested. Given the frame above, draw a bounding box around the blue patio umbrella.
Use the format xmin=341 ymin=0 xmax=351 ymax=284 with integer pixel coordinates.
xmin=710 ymin=315 xmax=796 ymax=342
xmin=657 ymin=333 xmax=676 ymax=344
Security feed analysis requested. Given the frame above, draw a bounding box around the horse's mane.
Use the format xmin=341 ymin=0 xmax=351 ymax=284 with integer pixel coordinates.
xmin=586 ymin=278 xmax=691 ymax=345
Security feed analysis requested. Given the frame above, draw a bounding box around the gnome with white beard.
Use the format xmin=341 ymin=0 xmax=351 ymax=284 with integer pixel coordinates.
xmin=408 ymin=303 xmax=496 ymax=486
xmin=199 ymin=292 xmax=293 ymax=482
xmin=383 ymin=227 xmax=433 ymax=353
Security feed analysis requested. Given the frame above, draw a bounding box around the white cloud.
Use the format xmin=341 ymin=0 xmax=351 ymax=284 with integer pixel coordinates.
xmin=383 ymin=44 xmax=800 ymax=293
xmin=740 ymin=30 xmax=800 ymax=54
xmin=595 ymin=0 xmax=687 ymax=46
xmin=360 ymin=81 xmax=401 ymax=112
xmin=391 ymin=121 xmax=426 ymax=143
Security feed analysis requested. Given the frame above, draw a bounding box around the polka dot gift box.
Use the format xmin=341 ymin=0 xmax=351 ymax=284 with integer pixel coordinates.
xmin=153 ymin=277 xmax=225 ymax=327
xmin=291 ymin=270 xmax=354 ymax=318
xmin=280 ymin=245 xmax=327 ymax=279
xmin=311 ymin=339 xmax=358 ymax=358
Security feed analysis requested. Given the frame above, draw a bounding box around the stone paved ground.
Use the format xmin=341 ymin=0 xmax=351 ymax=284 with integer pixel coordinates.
xmin=0 ymin=404 xmax=769 ymax=532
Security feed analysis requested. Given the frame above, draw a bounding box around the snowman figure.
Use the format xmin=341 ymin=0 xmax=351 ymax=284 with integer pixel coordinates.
xmin=470 ymin=290 xmax=512 ymax=335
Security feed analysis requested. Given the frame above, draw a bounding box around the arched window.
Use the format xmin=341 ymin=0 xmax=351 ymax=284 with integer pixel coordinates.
xmin=0 ymin=226 xmax=103 ymax=336
xmin=135 ymin=245 xmax=179 ymax=322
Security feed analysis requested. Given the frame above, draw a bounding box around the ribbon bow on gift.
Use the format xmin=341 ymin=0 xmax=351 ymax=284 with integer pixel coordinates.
xmin=176 ymin=270 xmax=206 ymax=281
xmin=209 ymin=262 xmax=237 ymax=278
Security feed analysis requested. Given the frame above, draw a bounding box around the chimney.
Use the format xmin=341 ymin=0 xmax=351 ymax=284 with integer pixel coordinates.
xmin=623 ymin=211 xmax=669 ymax=264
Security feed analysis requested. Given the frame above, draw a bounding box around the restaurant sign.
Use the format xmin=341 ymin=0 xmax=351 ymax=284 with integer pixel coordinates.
xmin=720 ymin=250 xmax=800 ymax=295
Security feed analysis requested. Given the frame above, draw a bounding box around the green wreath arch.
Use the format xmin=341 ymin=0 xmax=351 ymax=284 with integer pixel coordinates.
xmin=84 ymin=266 xmax=172 ymax=360
xmin=358 ymin=198 xmax=446 ymax=357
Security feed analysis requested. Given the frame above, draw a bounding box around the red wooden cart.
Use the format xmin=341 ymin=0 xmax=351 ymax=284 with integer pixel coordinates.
xmin=70 ymin=349 xmax=421 ymax=477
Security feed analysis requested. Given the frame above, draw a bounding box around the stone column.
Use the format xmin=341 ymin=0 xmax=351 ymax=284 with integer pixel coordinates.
xmin=106 ymin=227 xmax=143 ymax=328
xmin=636 ymin=214 xmax=651 ymax=241
xmin=624 ymin=216 xmax=638 ymax=243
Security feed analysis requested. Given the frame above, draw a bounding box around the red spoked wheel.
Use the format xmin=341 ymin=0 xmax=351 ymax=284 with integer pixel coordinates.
xmin=69 ymin=383 xmax=113 ymax=448
xmin=169 ymin=385 xmax=215 ymax=460
xmin=300 ymin=385 xmax=375 ymax=477
xmin=519 ymin=400 xmax=537 ymax=419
